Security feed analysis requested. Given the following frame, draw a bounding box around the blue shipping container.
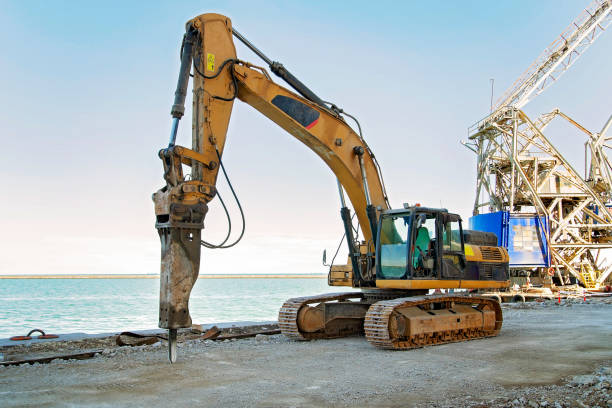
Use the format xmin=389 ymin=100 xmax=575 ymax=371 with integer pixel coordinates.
xmin=469 ymin=211 xmax=549 ymax=268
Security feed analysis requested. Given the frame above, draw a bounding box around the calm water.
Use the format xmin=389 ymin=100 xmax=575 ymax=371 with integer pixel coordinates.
xmin=0 ymin=278 xmax=353 ymax=338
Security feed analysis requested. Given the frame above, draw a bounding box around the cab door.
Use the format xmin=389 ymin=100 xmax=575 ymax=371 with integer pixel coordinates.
xmin=409 ymin=212 xmax=439 ymax=278
xmin=438 ymin=213 xmax=466 ymax=279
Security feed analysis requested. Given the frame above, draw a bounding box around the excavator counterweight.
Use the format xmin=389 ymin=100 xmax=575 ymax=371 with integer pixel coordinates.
xmin=154 ymin=13 xmax=510 ymax=363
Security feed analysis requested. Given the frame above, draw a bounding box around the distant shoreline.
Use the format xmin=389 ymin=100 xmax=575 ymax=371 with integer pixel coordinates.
xmin=0 ymin=274 xmax=327 ymax=279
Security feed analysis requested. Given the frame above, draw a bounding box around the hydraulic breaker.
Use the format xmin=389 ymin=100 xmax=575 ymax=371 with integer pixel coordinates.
xmin=153 ymin=175 xmax=209 ymax=363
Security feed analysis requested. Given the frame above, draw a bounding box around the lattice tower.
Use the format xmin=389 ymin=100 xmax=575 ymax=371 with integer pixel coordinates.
xmin=463 ymin=0 xmax=612 ymax=288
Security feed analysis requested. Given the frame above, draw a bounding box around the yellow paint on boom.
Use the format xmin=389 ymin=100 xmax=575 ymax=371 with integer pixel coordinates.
xmin=206 ymin=53 xmax=215 ymax=71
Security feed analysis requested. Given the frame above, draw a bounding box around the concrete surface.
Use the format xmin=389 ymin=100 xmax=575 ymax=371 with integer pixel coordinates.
xmin=0 ymin=300 xmax=611 ymax=407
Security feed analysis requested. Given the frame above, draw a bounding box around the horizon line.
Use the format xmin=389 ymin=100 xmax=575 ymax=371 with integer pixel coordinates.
xmin=0 ymin=273 xmax=328 ymax=279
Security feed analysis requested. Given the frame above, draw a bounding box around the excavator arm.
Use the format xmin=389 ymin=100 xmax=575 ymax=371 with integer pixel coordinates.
xmin=152 ymin=13 xmax=388 ymax=361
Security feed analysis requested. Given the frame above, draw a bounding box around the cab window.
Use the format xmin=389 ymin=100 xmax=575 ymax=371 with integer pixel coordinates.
xmin=442 ymin=219 xmax=462 ymax=252
xmin=378 ymin=215 xmax=409 ymax=279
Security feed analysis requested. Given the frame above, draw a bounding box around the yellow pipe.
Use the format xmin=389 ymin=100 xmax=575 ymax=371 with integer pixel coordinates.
xmin=376 ymin=279 xmax=510 ymax=290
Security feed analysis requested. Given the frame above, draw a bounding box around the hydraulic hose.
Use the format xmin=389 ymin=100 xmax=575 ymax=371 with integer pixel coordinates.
xmin=200 ymin=147 xmax=246 ymax=249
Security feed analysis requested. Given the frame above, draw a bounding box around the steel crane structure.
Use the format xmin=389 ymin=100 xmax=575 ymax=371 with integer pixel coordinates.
xmin=464 ymin=0 xmax=612 ymax=288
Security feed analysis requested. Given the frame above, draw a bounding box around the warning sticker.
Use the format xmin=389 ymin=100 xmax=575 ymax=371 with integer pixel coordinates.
xmin=206 ymin=53 xmax=215 ymax=72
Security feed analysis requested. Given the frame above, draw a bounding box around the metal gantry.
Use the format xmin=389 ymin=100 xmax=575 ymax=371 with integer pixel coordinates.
xmin=463 ymin=0 xmax=612 ymax=288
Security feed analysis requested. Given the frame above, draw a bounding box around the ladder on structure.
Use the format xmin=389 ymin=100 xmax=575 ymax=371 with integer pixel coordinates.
xmin=580 ymin=263 xmax=597 ymax=289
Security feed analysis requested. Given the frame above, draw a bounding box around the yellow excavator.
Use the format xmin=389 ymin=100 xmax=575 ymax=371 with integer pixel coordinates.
xmin=153 ymin=13 xmax=510 ymax=362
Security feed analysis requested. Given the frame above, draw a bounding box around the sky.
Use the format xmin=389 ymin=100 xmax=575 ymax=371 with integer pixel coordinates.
xmin=0 ymin=1 xmax=610 ymax=275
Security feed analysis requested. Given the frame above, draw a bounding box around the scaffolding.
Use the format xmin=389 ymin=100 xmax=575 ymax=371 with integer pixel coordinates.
xmin=463 ymin=0 xmax=612 ymax=288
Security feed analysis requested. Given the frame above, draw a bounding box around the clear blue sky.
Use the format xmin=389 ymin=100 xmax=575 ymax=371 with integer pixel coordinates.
xmin=1 ymin=1 xmax=610 ymax=275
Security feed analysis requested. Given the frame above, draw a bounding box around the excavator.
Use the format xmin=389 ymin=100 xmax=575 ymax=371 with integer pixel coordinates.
xmin=153 ymin=13 xmax=510 ymax=362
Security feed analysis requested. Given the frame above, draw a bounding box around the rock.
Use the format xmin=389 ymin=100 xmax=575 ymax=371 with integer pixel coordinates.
xmin=255 ymin=334 xmax=268 ymax=342
xmin=528 ymin=400 xmax=539 ymax=408
xmin=606 ymin=399 xmax=612 ymax=408
xmin=571 ymin=375 xmax=597 ymax=386
xmin=599 ymin=367 xmax=612 ymax=376
xmin=554 ymin=402 xmax=562 ymax=408
xmin=575 ymin=400 xmax=588 ymax=408
xmin=540 ymin=401 xmax=548 ymax=407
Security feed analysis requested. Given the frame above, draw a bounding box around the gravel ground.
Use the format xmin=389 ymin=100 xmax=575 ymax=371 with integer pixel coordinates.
xmin=1 ymin=299 xmax=611 ymax=407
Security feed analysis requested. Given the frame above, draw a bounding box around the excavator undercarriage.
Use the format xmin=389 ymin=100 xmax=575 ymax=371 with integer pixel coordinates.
xmin=279 ymin=292 xmax=502 ymax=349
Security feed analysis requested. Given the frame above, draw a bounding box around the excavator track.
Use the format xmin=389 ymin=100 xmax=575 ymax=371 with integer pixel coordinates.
xmin=278 ymin=292 xmax=365 ymax=340
xmin=364 ymin=295 xmax=502 ymax=350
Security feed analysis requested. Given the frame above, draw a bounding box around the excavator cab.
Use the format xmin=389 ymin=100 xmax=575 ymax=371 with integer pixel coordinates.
xmin=372 ymin=205 xmax=509 ymax=291
xmin=377 ymin=207 xmax=466 ymax=281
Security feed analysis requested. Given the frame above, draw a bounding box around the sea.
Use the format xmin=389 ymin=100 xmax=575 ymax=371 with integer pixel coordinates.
xmin=0 ymin=278 xmax=353 ymax=339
